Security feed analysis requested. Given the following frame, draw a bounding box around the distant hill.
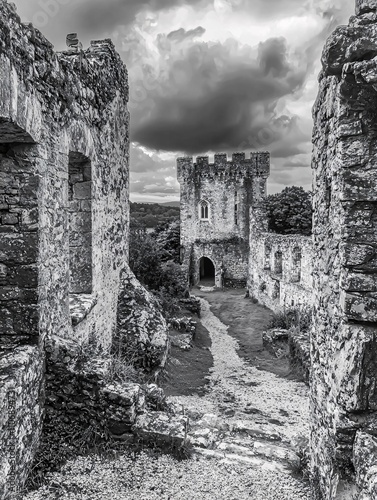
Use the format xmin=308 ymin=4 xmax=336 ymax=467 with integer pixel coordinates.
xmin=130 ymin=202 xmax=180 ymax=229
xmin=159 ymin=201 xmax=180 ymax=208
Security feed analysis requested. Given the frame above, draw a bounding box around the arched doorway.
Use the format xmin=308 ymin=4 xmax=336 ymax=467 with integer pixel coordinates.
xmin=199 ymin=257 xmax=215 ymax=286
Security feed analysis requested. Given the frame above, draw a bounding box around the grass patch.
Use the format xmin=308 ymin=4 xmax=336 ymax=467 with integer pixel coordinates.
xmin=268 ymin=307 xmax=312 ymax=333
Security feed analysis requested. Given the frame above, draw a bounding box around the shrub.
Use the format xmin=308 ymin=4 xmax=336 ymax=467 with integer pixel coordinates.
xmin=268 ymin=307 xmax=312 ymax=332
xmin=129 ymin=222 xmax=188 ymax=318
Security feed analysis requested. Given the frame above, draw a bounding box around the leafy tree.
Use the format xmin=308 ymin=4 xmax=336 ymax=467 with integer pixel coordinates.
xmin=265 ymin=186 xmax=312 ymax=236
xmin=129 ymin=220 xmax=187 ymax=316
xmin=154 ymin=220 xmax=181 ymax=263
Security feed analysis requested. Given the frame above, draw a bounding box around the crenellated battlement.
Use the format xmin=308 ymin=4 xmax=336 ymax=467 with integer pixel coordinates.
xmin=177 ymin=152 xmax=270 ymax=181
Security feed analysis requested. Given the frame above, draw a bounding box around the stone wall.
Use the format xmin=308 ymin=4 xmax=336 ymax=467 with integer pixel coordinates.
xmin=248 ymin=206 xmax=313 ymax=312
xmin=0 ymin=1 xmax=130 ymax=497
xmin=190 ymin=239 xmax=249 ymax=288
xmin=311 ymin=1 xmax=377 ymax=497
xmin=0 ymin=346 xmax=44 ymax=499
xmin=177 ymin=152 xmax=269 ymax=287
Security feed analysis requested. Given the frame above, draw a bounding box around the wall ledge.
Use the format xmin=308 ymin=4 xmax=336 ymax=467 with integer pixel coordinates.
xmin=69 ymin=294 xmax=97 ymax=327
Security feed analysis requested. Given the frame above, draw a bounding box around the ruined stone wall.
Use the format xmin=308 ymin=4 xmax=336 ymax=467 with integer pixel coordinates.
xmin=177 ymin=152 xmax=269 ymax=286
xmin=248 ymin=205 xmax=313 ymax=312
xmin=0 ymin=1 xmax=129 ymax=497
xmin=311 ymin=1 xmax=377 ymax=497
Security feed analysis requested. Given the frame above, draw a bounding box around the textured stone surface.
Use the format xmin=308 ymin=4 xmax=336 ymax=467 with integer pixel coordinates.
xmin=177 ymin=152 xmax=270 ymax=288
xmin=289 ymin=330 xmax=310 ymax=384
xmin=0 ymin=0 xmax=129 ymax=497
xmin=115 ymin=269 xmax=170 ymax=374
xmin=133 ymin=411 xmax=189 ymax=447
xmin=354 ymin=432 xmax=377 ymax=498
xmin=0 ymin=346 xmax=44 ymax=499
xmin=310 ymin=2 xmax=377 ymax=498
xmin=248 ymin=213 xmax=313 ymax=312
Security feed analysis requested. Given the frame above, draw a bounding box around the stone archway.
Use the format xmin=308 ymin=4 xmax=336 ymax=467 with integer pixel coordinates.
xmin=199 ymin=257 xmax=215 ymax=286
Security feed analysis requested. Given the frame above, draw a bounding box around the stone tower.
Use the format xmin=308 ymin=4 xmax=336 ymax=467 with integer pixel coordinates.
xmin=177 ymin=152 xmax=270 ymax=288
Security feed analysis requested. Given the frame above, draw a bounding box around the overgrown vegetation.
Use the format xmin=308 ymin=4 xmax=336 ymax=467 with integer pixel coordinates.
xmin=265 ymin=186 xmax=312 ymax=236
xmin=290 ymin=436 xmax=310 ymax=480
xmin=129 ymin=219 xmax=188 ymax=317
xmin=268 ymin=307 xmax=312 ymax=333
xmin=130 ymin=202 xmax=179 ymax=229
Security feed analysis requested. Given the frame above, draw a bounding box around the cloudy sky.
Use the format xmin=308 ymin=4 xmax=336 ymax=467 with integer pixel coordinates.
xmin=14 ymin=0 xmax=355 ymax=202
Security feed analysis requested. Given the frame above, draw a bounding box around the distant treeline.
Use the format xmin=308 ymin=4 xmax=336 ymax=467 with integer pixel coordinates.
xmin=130 ymin=202 xmax=180 ymax=228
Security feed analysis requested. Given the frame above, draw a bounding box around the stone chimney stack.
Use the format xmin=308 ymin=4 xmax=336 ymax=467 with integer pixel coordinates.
xmin=356 ymin=0 xmax=377 ymax=15
xmin=66 ymin=33 xmax=83 ymax=52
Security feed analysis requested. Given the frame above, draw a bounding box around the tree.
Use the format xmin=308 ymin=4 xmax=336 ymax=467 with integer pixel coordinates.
xmin=129 ymin=220 xmax=187 ymax=316
xmin=154 ymin=220 xmax=181 ymax=263
xmin=265 ymin=186 xmax=312 ymax=236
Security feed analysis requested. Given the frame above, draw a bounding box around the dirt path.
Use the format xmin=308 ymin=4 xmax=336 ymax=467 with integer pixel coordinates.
xmin=167 ymin=293 xmax=310 ymax=498
xmin=194 ymin=288 xmax=291 ymax=377
xmin=170 ymin=293 xmax=309 ymax=440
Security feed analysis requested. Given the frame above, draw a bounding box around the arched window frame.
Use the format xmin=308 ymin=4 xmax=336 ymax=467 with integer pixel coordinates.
xmin=274 ymin=249 xmax=283 ymax=275
xmin=264 ymin=244 xmax=272 ymax=270
xmin=292 ymin=246 xmax=302 ymax=283
xmin=199 ymin=200 xmax=210 ymax=221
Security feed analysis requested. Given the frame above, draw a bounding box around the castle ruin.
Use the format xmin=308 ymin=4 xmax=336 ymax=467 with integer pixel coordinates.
xmin=1 ymin=0 xmax=377 ymax=497
xmin=177 ymin=152 xmax=270 ymax=288
xmin=178 ymin=152 xmax=314 ymax=313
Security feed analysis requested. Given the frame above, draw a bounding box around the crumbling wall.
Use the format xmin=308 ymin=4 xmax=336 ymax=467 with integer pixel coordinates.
xmin=311 ymin=1 xmax=377 ymax=497
xmin=248 ymin=205 xmax=313 ymax=312
xmin=177 ymin=152 xmax=269 ymax=287
xmin=0 ymin=1 xmax=129 ymax=497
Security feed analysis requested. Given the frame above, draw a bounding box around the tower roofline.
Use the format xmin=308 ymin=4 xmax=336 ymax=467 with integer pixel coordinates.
xmin=177 ymin=151 xmax=270 ymax=181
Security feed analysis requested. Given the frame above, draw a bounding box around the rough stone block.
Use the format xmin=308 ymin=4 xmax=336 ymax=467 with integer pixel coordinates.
xmin=356 ymin=0 xmax=377 ymax=16
xmin=69 ymin=212 xmax=92 ymax=233
xmin=8 ymin=264 xmax=38 ymax=288
xmin=342 ymin=292 xmax=377 ymax=322
xmin=0 ymin=234 xmax=38 ymax=264
xmin=339 ymin=168 xmax=377 ymax=201
xmin=0 ymin=287 xmax=20 ymax=301
xmin=354 ymin=431 xmax=377 ymax=495
xmin=344 ymin=273 xmax=377 ymax=292
xmin=344 ymin=243 xmax=376 ymax=267
xmin=338 ymin=121 xmax=363 ymax=137
xmin=133 ymin=411 xmax=189 ymax=447
xmin=73 ymin=181 xmax=91 ymax=200
xmin=1 ymin=213 xmax=18 ymax=225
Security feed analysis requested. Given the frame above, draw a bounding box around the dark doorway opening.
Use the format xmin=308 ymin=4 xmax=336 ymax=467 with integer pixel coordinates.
xmin=200 ymin=257 xmax=215 ymax=285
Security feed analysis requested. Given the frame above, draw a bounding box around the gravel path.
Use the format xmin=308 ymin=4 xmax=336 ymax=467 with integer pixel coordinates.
xmin=24 ymin=296 xmax=310 ymax=500
xmin=173 ymin=298 xmax=309 ymax=440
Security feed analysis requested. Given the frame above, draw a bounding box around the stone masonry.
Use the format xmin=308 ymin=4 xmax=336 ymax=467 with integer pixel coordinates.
xmin=177 ymin=152 xmax=270 ymax=288
xmin=0 ymin=1 xmax=133 ymax=496
xmin=311 ymin=0 xmax=377 ymax=497
xmin=248 ymin=203 xmax=313 ymax=313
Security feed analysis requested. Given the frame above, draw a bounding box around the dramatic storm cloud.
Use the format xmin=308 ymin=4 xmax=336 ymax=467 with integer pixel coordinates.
xmin=13 ymin=0 xmax=355 ymax=201
xmin=130 ymin=32 xmax=312 ymax=155
xmin=13 ymin=0 xmax=211 ymax=48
